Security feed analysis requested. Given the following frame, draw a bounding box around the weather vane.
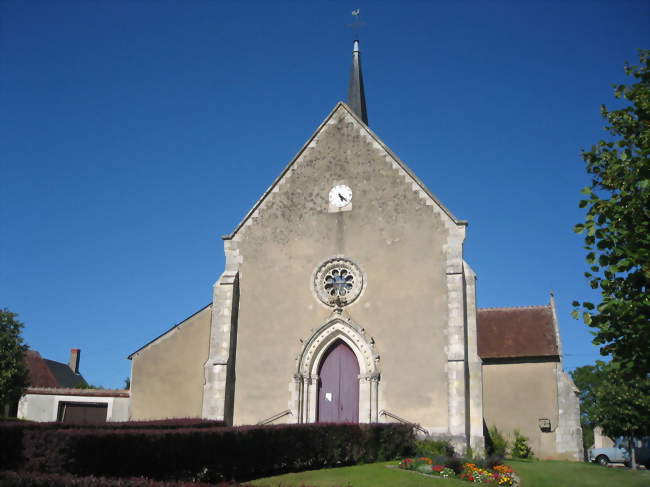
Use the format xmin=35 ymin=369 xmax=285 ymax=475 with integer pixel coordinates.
xmin=348 ymin=8 xmax=365 ymax=38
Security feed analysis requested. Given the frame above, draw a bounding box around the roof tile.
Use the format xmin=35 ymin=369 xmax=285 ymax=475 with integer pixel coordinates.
xmin=477 ymin=305 xmax=559 ymax=359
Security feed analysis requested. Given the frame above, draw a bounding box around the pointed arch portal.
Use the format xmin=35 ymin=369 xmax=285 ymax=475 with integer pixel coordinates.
xmin=290 ymin=315 xmax=380 ymax=424
xmin=317 ymin=340 xmax=359 ymax=422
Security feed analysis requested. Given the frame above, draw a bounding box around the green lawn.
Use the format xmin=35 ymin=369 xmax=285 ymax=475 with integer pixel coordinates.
xmin=507 ymin=459 xmax=649 ymax=487
xmin=250 ymin=460 xmax=650 ymax=487
xmin=250 ymin=461 xmax=459 ymax=487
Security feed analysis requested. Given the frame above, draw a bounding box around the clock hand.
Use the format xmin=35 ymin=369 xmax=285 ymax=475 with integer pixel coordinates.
xmin=338 ymin=193 xmax=348 ymax=202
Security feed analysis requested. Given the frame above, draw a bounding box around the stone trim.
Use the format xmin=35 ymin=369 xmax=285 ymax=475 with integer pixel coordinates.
xmin=290 ymin=311 xmax=379 ymax=423
xmin=446 ymin=271 xmax=467 ymax=438
xmin=24 ymin=387 xmax=129 ymax=398
xmin=463 ymin=261 xmax=485 ymax=453
xmin=202 ymin=271 xmax=239 ymax=423
xmin=550 ymin=295 xmax=584 ymax=460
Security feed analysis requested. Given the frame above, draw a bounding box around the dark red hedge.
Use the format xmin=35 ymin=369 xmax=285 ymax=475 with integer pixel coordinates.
xmin=1 ymin=422 xmax=415 ymax=482
xmin=0 ymin=471 xmax=336 ymax=487
xmin=0 ymin=418 xmax=225 ymax=431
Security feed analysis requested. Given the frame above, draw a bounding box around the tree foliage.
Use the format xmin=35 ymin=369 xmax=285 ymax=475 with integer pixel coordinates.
xmin=573 ymin=50 xmax=650 ymax=376
xmin=572 ymin=361 xmax=650 ymax=466
xmin=591 ymin=365 xmax=650 ymax=441
xmin=0 ymin=309 xmax=29 ymax=406
xmin=571 ymin=364 xmax=607 ymax=450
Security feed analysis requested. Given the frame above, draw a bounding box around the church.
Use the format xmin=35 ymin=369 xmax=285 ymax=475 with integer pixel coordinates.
xmin=128 ymin=41 xmax=583 ymax=460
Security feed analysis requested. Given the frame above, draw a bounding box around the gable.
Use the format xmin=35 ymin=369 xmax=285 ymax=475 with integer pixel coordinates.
xmin=225 ymin=102 xmax=466 ymax=242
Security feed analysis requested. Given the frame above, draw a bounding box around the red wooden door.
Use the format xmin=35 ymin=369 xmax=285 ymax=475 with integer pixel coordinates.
xmin=317 ymin=340 xmax=359 ymax=422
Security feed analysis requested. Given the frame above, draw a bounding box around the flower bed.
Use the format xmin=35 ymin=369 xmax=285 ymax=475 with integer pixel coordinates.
xmin=398 ymin=457 xmax=515 ymax=485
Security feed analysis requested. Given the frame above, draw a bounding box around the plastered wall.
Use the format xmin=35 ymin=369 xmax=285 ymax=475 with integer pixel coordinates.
xmin=482 ymin=360 xmax=559 ymax=458
xmin=130 ymin=305 xmax=211 ymax=420
xmin=228 ymin=108 xmax=464 ymax=429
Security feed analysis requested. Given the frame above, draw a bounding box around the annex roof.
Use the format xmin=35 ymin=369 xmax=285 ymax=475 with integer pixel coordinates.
xmin=477 ymin=305 xmax=559 ymax=360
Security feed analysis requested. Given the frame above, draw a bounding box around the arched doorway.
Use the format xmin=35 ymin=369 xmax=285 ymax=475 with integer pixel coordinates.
xmin=317 ymin=340 xmax=360 ymax=422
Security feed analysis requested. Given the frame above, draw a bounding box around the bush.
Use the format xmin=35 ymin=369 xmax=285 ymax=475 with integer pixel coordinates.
xmin=0 ymin=418 xmax=225 ymax=432
xmin=414 ymin=438 xmax=455 ymax=457
xmin=486 ymin=425 xmax=509 ymax=457
xmin=0 ymin=471 xmax=331 ymax=487
xmin=5 ymin=423 xmax=415 ymax=482
xmin=511 ymin=429 xmax=534 ymax=459
xmin=0 ymin=472 xmax=218 ymax=487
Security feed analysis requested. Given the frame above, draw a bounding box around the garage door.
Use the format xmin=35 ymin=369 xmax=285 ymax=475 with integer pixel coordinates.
xmin=57 ymin=402 xmax=108 ymax=424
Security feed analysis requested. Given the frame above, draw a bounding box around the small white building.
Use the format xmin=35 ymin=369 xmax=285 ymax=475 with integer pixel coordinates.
xmin=17 ymin=348 xmax=129 ymax=423
xmin=18 ymin=387 xmax=130 ymax=423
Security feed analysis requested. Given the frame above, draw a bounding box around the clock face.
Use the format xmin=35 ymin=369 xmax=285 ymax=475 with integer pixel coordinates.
xmin=329 ymin=185 xmax=352 ymax=208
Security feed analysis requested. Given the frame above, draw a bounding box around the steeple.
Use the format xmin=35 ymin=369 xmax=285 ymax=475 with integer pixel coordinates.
xmin=347 ymin=40 xmax=368 ymax=125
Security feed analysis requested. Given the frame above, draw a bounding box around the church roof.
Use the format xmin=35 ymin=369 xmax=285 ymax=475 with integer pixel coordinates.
xmin=24 ymin=350 xmax=88 ymax=388
xmin=477 ymin=305 xmax=559 ymax=360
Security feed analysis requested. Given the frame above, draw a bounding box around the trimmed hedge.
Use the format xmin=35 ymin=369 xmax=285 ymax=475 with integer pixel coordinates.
xmin=0 ymin=472 xmax=221 ymax=487
xmin=4 ymin=423 xmax=415 ymax=482
xmin=0 ymin=418 xmax=225 ymax=431
xmin=0 ymin=472 xmax=338 ymax=487
xmin=0 ymin=419 xmax=224 ymax=472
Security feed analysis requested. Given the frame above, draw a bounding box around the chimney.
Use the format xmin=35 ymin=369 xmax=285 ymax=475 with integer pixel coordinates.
xmin=69 ymin=349 xmax=80 ymax=374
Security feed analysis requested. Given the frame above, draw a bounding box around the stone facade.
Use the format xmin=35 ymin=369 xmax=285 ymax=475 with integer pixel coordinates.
xmin=127 ymin=102 xmax=582 ymax=460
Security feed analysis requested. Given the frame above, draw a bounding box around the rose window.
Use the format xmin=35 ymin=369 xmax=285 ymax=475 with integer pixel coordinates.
xmin=324 ymin=268 xmax=354 ymax=297
xmin=314 ymin=258 xmax=363 ymax=306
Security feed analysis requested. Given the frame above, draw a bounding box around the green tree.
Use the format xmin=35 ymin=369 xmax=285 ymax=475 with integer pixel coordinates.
xmin=573 ymin=50 xmax=650 ymax=377
xmin=588 ymin=362 xmax=650 ymax=469
xmin=571 ymin=363 xmax=609 ymax=452
xmin=0 ymin=309 xmax=29 ymax=411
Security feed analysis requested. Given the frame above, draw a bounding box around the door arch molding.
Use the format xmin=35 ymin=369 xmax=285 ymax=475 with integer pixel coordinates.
xmin=290 ymin=312 xmax=380 ymax=423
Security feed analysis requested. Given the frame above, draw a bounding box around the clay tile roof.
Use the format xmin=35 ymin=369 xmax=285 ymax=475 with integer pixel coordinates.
xmin=24 ymin=350 xmax=58 ymax=388
xmin=24 ymin=350 xmax=88 ymax=388
xmin=477 ymin=305 xmax=559 ymax=359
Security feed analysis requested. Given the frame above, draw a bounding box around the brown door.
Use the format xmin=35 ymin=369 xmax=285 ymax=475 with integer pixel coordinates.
xmin=317 ymin=340 xmax=359 ymax=422
xmin=57 ymin=402 xmax=108 ymax=424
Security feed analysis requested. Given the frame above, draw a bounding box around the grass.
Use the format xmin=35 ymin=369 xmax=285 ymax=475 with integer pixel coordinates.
xmin=507 ymin=459 xmax=650 ymax=487
xmin=251 ymin=459 xmax=650 ymax=487
xmin=250 ymin=461 xmax=462 ymax=487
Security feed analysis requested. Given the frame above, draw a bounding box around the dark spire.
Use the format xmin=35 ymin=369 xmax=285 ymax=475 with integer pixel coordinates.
xmin=347 ymin=40 xmax=368 ymax=125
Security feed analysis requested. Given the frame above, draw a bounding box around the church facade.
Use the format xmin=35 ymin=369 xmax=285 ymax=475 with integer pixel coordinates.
xmin=128 ymin=41 xmax=583 ymax=460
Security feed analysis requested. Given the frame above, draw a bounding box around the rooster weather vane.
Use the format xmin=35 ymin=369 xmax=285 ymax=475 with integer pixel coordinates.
xmin=348 ymin=8 xmax=365 ymax=37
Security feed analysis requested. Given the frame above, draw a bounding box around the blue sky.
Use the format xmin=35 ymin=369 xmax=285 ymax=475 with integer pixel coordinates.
xmin=2 ymin=1 xmax=648 ymax=389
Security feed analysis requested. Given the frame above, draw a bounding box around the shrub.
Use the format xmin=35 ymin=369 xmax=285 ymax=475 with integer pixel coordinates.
xmin=0 ymin=418 xmax=225 ymax=471
xmin=0 ymin=471 xmax=330 ymax=487
xmin=511 ymin=429 xmax=534 ymax=459
xmin=6 ymin=422 xmax=415 ymax=482
xmin=486 ymin=425 xmax=509 ymax=457
xmin=0 ymin=418 xmax=225 ymax=432
xmin=414 ymin=438 xmax=455 ymax=457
